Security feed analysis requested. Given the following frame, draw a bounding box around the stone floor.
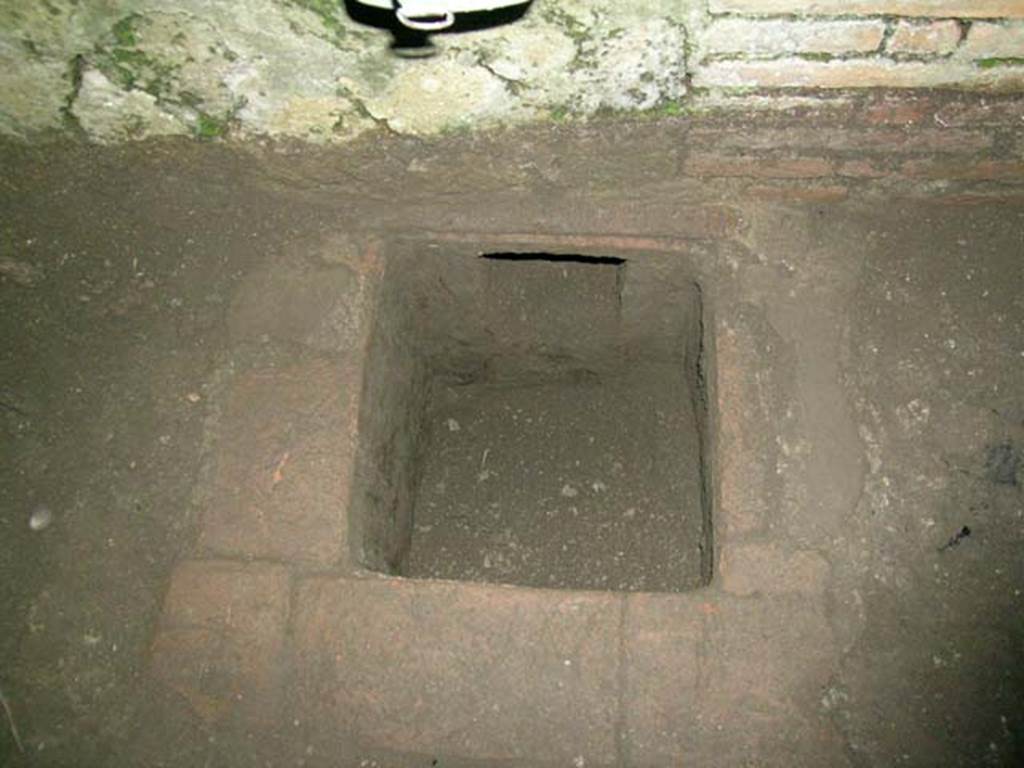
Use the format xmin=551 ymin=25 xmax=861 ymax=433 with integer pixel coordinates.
xmin=1 ymin=92 xmax=1023 ymax=767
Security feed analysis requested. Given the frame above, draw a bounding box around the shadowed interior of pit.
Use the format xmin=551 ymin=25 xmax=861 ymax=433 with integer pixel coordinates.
xmin=351 ymin=249 xmax=712 ymax=591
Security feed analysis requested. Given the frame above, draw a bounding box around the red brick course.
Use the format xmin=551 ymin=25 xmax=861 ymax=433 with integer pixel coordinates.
xmin=745 ymin=184 xmax=850 ymax=202
xmin=901 ymin=159 xmax=1024 ymax=180
xmin=686 ymin=155 xmax=834 ymax=179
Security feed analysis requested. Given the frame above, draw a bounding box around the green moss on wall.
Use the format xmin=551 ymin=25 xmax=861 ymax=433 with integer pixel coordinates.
xmin=976 ymin=57 xmax=1024 ymax=69
xmin=194 ymin=112 xmax=228 ymax=140
xmin=288 ymin=0 xmax=348 ymax=42
xmin=95 ymin=15 xmax=180 ymax=100
xmin=111 ymin=15 xmax=140 ymax=47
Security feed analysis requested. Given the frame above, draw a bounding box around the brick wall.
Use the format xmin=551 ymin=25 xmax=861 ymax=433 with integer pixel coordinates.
xmin=693 ymin=0 xmax=1024 ymax=91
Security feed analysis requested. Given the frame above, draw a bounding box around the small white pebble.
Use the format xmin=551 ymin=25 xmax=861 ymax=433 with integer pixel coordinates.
xmin=29 ymin=505 xmax=52 ymax=531
xmin=446 ymin=418 xmax=460 ymax=432
xmin=561 ymin=484 xmax=578 ymax=498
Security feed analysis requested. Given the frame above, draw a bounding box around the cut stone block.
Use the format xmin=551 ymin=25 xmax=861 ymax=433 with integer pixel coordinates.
xmin=291 ymin=575 xmax=622 ymax=764
xmin=199 ymin=357 xmax=360 ymax=568
xmin=623 ymin=592 xmax=705 ymax=765
xmin=149 ymin=560 xmax=291 ymax=724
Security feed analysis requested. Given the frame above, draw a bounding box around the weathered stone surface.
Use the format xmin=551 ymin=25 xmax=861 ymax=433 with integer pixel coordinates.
xmin=228 ymin=259 xmax=367 ymax=352
xmin=719 ymin=543 xmax=831 ymax=595
xmin=291 ymin=576 xmax=622 ymax=764
xmin=709 ymin=0 xmax=1024 ymax=17
xmin=696 ymin=58 xmax=1024 ymax=90
xmin=963 ymin=21 xmax=1024 ymax=58
xmin=704 ymin=19 xmax=885 ymax=55
xmin=623 ymin=593 xmax=705 ymax=765
xmin=198 ymin=357 xmax=360 ymax=568
xmin=73 ymin=68 xmax=188 ymax=142
xmin=714 ymin=309 xmax=789 ymax=536
xmin=0 ymin=0 xmax=696 ymax=142
xmin=150 ymin=560 xmax=291 ymax=724
xmin=573 ymin=18 xmax=688 ymax=113
xmin=697 ymin=595 xmax=838 ymax=761
xmin=888 ymin=20 xmax=963 ymax=55
xmin=0 ymin=43 xmax=69 ymax=136
xmin=3 ymin=0 xmax=1024 ymax=142
xmin=363 ymin=54 xmax=516 ymax=135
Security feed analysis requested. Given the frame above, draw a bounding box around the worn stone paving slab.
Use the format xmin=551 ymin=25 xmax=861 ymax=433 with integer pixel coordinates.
xmin=719 ymin=543 xmax=831 ymax=596
xmin=227 ymin=259 xmax=365 ymax=352
xmin=622 ymin=592 xmax=706 ymax=766
xmin=715 ymin=305 xmax=793 ymax=537
xmin=694 ymin=594 xmax=847 ymax=766
xmin=149 ymin=560 xmax=291 ymax=725
xmin=147 ymin=560 xmax=842 ymax=765
xmin=703 ymin=595 xmax=835 ymax=715
xmin=198 ymin=357 xmax=360 ymax=569
xmin=291 ymin=575 xmax=622 ymax=765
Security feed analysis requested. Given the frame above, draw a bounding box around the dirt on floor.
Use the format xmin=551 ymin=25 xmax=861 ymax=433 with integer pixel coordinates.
xmin=0 ymin=143 xmax=310 ymax=766
xmin=0 ymin=99 xmax=1023 ymax=767
xmin=406 ymin=362 xmax=706 ymax=592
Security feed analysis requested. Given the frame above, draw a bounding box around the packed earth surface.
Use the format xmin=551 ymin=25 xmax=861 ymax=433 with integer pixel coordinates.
xmin=1 ymin=92 xmax=1023 ymax=767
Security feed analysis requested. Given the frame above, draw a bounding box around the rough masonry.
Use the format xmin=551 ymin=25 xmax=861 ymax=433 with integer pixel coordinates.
xmin=1 ymin=0 xmax=1023 ymax=143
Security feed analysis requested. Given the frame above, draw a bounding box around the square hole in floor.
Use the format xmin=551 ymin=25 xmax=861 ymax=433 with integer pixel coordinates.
xmin=349 ymin=245 xmax=713 ymax=592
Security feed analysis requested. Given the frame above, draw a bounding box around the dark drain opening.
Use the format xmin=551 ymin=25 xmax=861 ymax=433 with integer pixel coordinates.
xmin=481 ymin=252 xmax=627 ymax=265
xmin=350 ymin=247 xmax=713 ymax=593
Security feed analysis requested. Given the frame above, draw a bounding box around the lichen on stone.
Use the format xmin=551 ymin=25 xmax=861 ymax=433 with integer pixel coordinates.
xmin=72 ymin=68 xmax=186 ymax=141
xmin=2 ymin=0 xmax=705 ymax=143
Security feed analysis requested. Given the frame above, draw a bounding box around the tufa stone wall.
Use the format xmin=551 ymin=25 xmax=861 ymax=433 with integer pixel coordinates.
xmin=0 ymin=0 xmax=1022 ymax=144
xmin=0 ymin=0 xmax=696 ymax=142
